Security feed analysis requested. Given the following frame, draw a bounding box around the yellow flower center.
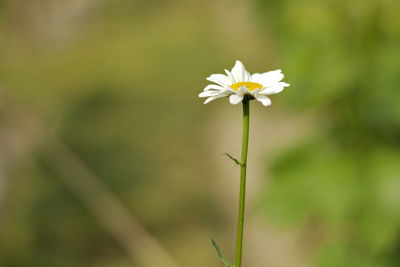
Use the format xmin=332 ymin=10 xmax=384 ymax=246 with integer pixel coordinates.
xmin=230 ymin=82 xmax=263 ymax=91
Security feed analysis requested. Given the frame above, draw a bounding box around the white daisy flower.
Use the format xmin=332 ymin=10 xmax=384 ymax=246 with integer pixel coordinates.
xmin=199 ymin=60 xmax=290 ymax=106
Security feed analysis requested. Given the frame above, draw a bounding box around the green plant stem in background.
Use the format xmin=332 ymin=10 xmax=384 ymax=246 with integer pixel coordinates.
xmin=235 ymin=98 xmax=250 ymax=267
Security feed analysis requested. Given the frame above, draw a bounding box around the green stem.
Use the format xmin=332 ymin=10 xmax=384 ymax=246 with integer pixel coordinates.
xmin=235 ymin=98 xmax=250 ymax=267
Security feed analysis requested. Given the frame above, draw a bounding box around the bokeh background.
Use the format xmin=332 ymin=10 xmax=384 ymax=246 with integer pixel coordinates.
xmin=0 ymin=0 xmax=399 ymax=266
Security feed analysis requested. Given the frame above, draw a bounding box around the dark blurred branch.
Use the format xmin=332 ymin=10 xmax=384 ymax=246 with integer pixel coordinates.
xmin=2 ymin=109 xmax=180 ymax=267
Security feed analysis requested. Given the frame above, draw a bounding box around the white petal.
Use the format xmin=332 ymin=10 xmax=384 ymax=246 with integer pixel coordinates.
xmin=250 ymin=89 xmax=260 ymax=95
xmin=199 ymin=90 xmax=221 ymax=97
xmin=236 ymin=85 xmax=249 ymax=96
xmin=204 ymin=95 xmax=225 ymax=104
xmin=259 ymin=82 xmax=290 ymax=95
xmin=254 ymin=95 xmax=272 ymax=106
xmin=230 ymin=60 xmax=250 ymax=83
xmin=202 ymin=89 xmax=234 ymax=103
xmin=251 ymin=70 xmax=284 ymax=87
xmin=229 ymin=94 xmax=244 ymax=105
xmin=224 ymin=69 xmax=236 ymax=83
xmin=206 ymin=74 xmax=232 ymax=86
xmin=204 ymin=84 xmax=225 ymax=91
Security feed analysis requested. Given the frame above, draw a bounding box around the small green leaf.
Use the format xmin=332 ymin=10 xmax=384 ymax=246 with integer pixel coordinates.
xmin=210 ymin=239 xmax=234 ymax=267
xmin=221 ymin=153 xmax=242 ymax=166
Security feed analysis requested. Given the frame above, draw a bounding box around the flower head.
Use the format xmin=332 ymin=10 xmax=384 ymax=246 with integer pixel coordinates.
xmin=199 ymin=60 xmax=290 ymax=106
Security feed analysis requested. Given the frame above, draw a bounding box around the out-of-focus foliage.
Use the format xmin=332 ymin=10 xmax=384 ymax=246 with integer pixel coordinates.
xmin=257 ymin=0 xmax=400 ymax=266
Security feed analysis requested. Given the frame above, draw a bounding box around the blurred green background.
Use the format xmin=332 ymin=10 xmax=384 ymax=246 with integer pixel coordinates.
xmin=0 ymin=0 xmax=399 ymax=266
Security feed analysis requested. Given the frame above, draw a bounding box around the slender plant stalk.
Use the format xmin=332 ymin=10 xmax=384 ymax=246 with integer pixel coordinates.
xmin=235 ymin=98 xmax=250 ymax=267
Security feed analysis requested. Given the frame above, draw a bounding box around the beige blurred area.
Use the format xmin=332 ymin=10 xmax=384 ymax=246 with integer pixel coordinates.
xmin=1 ymin=0 xmax=399 ymax=267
